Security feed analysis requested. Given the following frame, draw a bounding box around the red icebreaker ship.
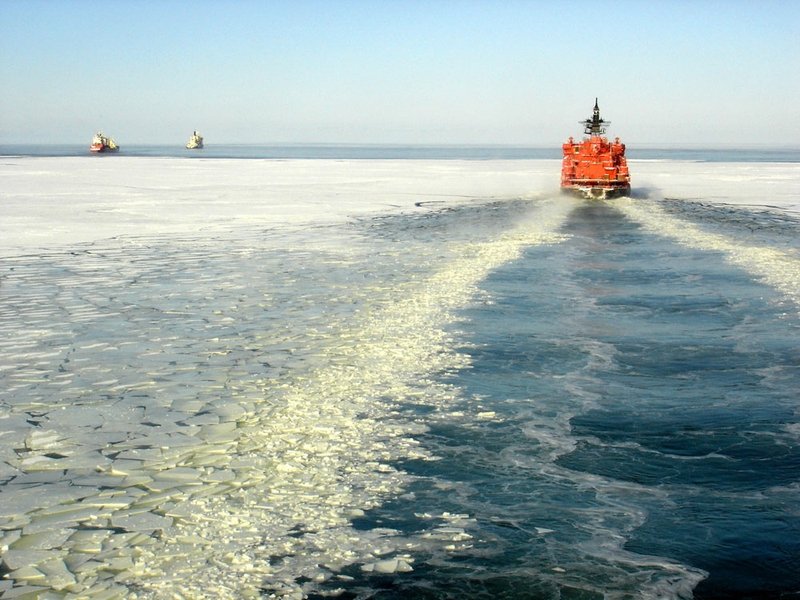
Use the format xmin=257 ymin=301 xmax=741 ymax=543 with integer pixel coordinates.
xmin=561 ymin=99 xmax=630 ymax=199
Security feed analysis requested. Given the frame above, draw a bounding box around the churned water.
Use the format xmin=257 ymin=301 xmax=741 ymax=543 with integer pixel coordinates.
xmin=1 ymin=190 xmax=799 ymax=599
xmin=306 ymin=199 xmax=800 ymax=600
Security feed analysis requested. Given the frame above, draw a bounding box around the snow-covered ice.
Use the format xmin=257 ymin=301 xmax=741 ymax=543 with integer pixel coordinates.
xmin=2 ymin=157 xmax=797 ymax=256
xmin=0 ymin=157 xmax=556 ymax=255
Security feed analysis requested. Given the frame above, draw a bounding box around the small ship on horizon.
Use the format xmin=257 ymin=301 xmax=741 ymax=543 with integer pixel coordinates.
xmin=186 ymin=131 xmax=204 ymax=149
xmin=89 ymin=132 xmax=119 ymax=153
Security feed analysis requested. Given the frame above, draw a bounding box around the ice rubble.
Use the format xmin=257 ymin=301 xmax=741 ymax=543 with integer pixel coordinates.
xmin=0 ymin=157 xmax=574 ymax=598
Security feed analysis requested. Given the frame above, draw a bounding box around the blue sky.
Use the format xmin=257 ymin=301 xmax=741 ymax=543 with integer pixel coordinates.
xmin=2 ymin=0 xmax=798 ymax=145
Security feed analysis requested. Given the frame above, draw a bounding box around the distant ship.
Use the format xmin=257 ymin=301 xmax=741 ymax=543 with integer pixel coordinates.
xmin=186 ymin=131 xmax=204 ymax=149
xmin=560 ymin=99 xmax=630 ymax=199
xmin=89 ymin=132 xmax=119 ymax=153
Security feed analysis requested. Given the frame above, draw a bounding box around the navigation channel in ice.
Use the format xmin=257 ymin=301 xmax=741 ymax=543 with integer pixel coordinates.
xmin=0 ymin=193 xmax=569 ymax=598
xmin=617 ymin=198 xmax=800 ymax=310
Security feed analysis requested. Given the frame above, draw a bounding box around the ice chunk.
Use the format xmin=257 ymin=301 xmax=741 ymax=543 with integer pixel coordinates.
xmin=114 ymin=447 xmax=165 ymax=462
xmin=361 ymin=558 xmax=413 ymax=574
xmin=110 ymin=511 xmax=173 ymax=532
xmin=18 ymin=455 xmax=65 ymax=471
xmin=5 ymin=565 xmax=46 ymax=584
xmin=535 ymin=527 xmax=555 ymax=535
xmin=151 ymin=466 xmax=203 ymax=482
xmin=197 ymin=421 xmax=238 ymax=441
xmin=67 ymin=529 xmax=110 ymax=554
xmin=9 ymin=528 xmax=72 ymax=550
xmin=0 ymin=529 xmax=22 ymax=550
xmin=1 ymin=548 xmax=59 ymax=570
xmin=36 ymin=558 xmax=76 ymax=590
xmin=24 ymin=430 xmax=63 ymax=451
xmin=102 ymin=555 xmax=135 ymax=572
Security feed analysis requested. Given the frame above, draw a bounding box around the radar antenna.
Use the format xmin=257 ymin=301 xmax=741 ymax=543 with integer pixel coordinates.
xmin=581 ymin=98 xmax=610 ymax=136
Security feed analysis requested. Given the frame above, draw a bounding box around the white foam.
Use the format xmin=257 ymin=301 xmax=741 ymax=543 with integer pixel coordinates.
xmin=616 ymin=198 xmax=800 ymax=309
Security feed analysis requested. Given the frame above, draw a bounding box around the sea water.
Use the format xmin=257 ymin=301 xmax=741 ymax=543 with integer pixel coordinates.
xmin=2 ymin=143 xmax=800 ymax=162
xmin=0 ymin=153 xmax=799 ymax=599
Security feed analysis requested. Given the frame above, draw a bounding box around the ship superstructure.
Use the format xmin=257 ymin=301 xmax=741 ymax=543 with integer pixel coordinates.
xmin=560 ymin=99 xmax=630 ymax=199
xmin=186 ymin=131 xmax=204 ymax=149
xmin=89 ymin=132 xmax=119 ymax=153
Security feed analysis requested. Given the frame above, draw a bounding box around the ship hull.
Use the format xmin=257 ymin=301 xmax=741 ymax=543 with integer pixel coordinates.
xmin=90 ymin=144 xmax=119 ymax=153
xmin=561 ymin=184 xmax=630 ymax=200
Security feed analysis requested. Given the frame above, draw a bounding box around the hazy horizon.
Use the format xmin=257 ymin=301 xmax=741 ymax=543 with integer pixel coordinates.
xmin=2 ymin=0 xmax=798 ymax=146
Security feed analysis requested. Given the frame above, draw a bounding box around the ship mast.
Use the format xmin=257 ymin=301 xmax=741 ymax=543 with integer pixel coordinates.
xmin=581 ymin=98 xmax=609 ymax=136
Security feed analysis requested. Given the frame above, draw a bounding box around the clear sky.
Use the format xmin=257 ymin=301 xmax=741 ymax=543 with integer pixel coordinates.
xmin=2 ymin=0 xmax=798 ymax=146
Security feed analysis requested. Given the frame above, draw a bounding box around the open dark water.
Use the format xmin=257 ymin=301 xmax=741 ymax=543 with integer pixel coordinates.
xmin=315 ymin=200 xmax=800 ymax=599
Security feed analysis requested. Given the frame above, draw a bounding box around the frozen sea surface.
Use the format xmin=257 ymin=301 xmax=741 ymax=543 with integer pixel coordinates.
xmin=0 ymin=158 xmax=799 ymax=599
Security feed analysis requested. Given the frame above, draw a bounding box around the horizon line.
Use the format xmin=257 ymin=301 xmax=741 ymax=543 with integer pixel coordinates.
xmin=2 ymin=141 xmax=800 ymax=151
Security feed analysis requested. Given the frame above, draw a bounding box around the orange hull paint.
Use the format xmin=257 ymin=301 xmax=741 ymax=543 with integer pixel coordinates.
xmin=561 ymin=100 xmax=630 ymax=199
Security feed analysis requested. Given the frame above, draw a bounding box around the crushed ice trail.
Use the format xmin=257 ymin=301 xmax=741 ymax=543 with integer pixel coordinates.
xmin=616 ymin=198 xmax=800 ymax=310
xmin=0 ymin=198 xmax=568 ymax=598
